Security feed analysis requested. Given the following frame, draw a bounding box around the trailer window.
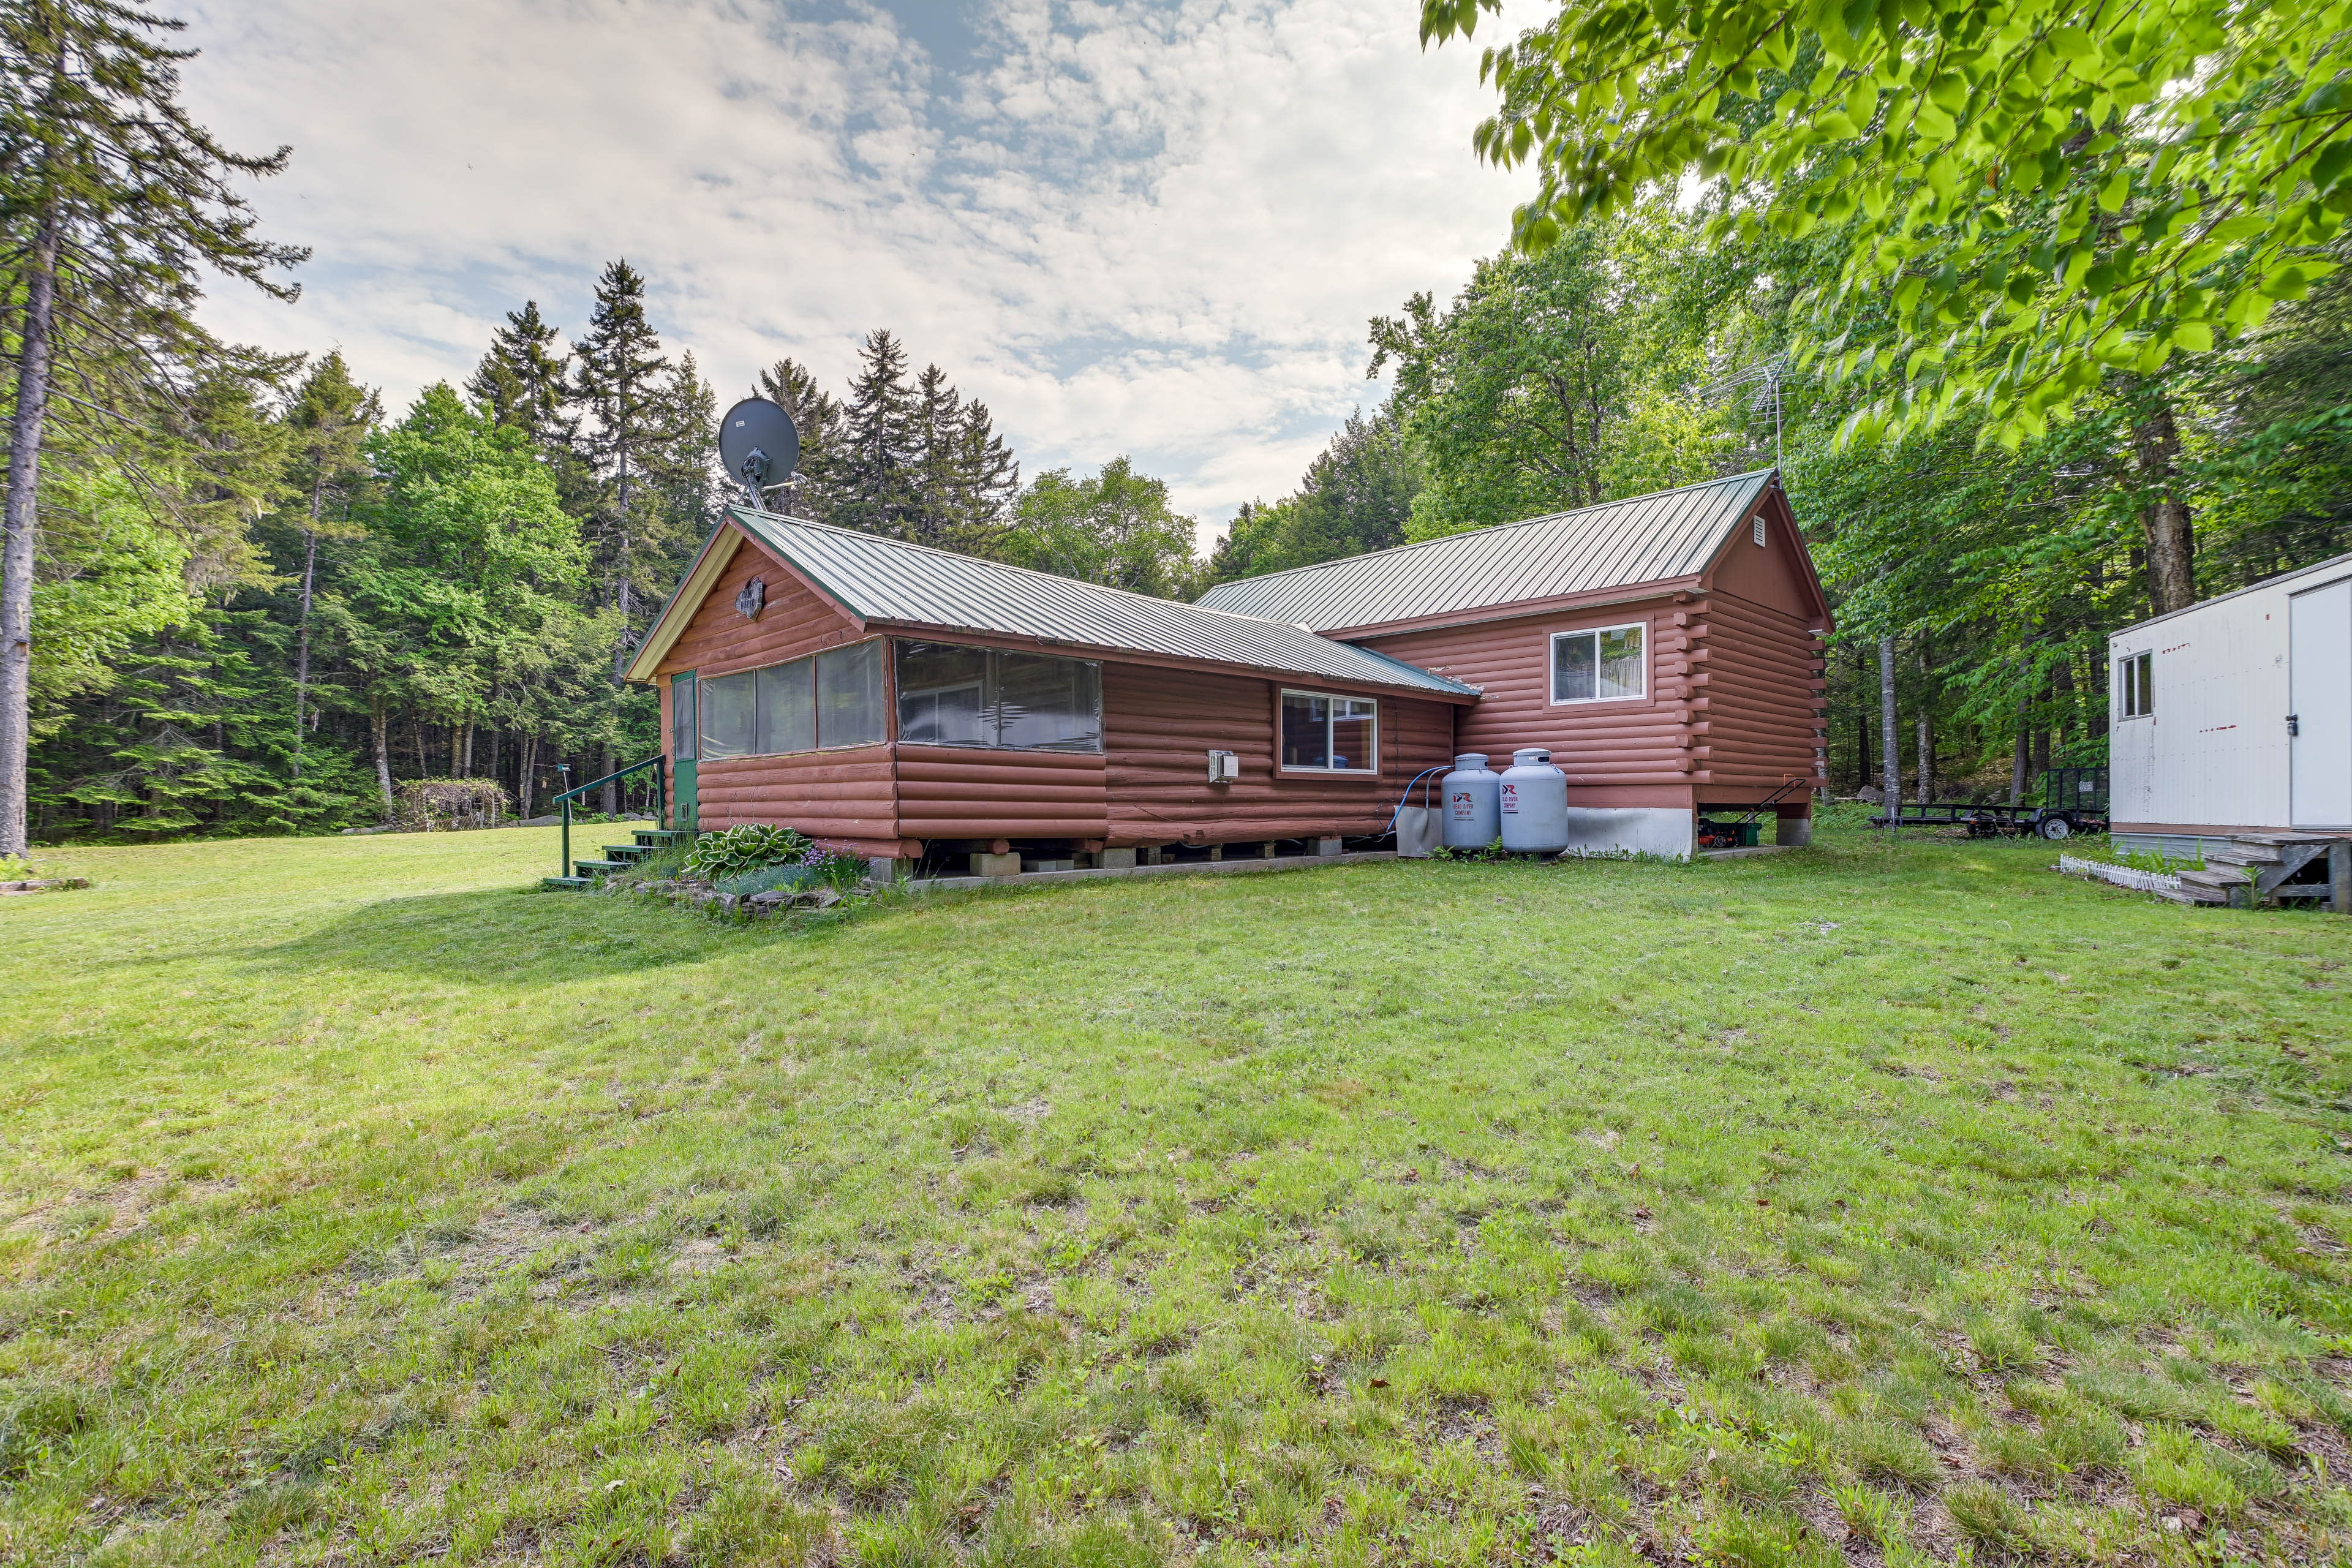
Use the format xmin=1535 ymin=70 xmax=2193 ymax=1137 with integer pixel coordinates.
xmin=1280 ymin=690 xmax=1377 ymax=773
xmin=2119 ymin=650 xmax=2153 ymax=718
xmin=1551 ymin=624 xmax=1646 ymax=703
xmin=894 ymin=641 xmax=1101 ymax=752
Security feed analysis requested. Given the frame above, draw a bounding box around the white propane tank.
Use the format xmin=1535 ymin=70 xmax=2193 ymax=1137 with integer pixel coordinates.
xmin=1499 ymin=748 xmax=1570 ymax=853
xmin=1441 ymin=753 xmax=1501 ymax=848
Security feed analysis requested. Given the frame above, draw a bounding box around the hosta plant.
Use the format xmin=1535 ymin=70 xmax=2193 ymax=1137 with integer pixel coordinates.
xmin=680 ymin=824 xmax=812 ymax=881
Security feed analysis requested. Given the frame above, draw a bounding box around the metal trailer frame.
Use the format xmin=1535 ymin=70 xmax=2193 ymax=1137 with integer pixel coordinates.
xmin=1868 ymin=768 xmax=2111 ymax=842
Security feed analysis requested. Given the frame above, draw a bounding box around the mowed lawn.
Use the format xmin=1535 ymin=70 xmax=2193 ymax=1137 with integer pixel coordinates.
xmin=2 ymin=818 xmax=2350 ymax=1568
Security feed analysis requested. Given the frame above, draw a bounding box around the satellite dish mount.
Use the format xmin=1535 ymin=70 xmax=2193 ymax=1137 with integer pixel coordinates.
xmin=717 ymin=397 xmax=802 ymax=509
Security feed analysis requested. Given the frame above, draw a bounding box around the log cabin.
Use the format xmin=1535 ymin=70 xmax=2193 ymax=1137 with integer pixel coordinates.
xmin=622 ymin=469 xmax=1828 ymax=874
xmin=1197 ymin=469 xmax=1831 ymax=858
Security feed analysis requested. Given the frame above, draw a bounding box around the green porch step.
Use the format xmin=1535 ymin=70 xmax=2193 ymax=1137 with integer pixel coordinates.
xmin=634 ymin=828 xmax=690 ymax=847
xmin=600 ymin=844 xmax=652 ymax=862
xmin=542 ymin=875 xmax=593 ymax=891
xmin=573 ymin=859 xmax=632 ymax=877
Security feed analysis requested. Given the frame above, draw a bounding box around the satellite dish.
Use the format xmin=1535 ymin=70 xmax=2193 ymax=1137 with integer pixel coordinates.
xmin=718 ymin=397 xmax=800 ymax=507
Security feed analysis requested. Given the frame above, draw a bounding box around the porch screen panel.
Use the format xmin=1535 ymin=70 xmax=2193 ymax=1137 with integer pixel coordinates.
xmin=756 ymin=659 xmax=816 ymax=755
xmin=995 ymin=652 xmax=1101 ymax=751
xmin=895 ymin=642 xmax=990 ymax=747
xmin=699 ymin=670 xmax=756 ymax=760
xmin=816 ymin=639 xmax=886 ymax=748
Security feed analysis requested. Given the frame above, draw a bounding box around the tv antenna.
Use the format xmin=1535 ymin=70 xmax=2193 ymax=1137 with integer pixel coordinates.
xmin=1703 ymin=358 xmax=1787 ymax=472
xmin=718 ymin=397 xmax=801 ymax=508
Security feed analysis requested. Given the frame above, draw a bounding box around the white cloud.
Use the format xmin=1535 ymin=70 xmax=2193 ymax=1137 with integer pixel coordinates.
xmin=178 ymin=0 xmax=1527 ymax=541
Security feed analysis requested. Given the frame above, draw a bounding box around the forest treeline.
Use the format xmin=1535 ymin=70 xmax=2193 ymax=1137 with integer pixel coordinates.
xmin=0 ymin=1 xmax=1210 ymax=845
xmin=5 ymin=0 xmax=2348 ymax=847
xmin=1226 ymin=194 xmax=2352 ymax=802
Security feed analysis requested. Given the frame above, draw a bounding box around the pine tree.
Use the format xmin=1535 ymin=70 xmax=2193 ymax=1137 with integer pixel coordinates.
xmin=279 ymin=353 xmax=380 ymax=775
xmin=568 ymin=260 xmax=674 ymax=669
xmin=0 ymin=0 xmax=306 ymax=855
xmin=466 ymin=300 xmax=569 ymax=446
xmin=834 ymin=330 xmax=916 ymax=538
xmin=908 ymin=363 xmax=964 ymax=546
xmin=757 ymin=357 xmax=844 ymax=522
xmin=952 ymin=396 xmax=1019 ymax=546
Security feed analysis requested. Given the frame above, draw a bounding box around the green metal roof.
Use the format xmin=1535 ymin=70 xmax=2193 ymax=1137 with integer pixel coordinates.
xmin=655 ymin=508 xmax=1477 ymax=698
xmin=1196 ymin=470 xmax=1781 ymax=631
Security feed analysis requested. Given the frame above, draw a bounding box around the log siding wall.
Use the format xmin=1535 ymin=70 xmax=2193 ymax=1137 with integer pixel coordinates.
xmin=1359 ymin=502 xmax=1829 ymax=813
xmin=1103 ymin=665 xmax=1455 ymax=845
xmin=654 ymin=535 xmax=900 ymax=853
xmin=645 ymin=529 xmax=1465 ymax=852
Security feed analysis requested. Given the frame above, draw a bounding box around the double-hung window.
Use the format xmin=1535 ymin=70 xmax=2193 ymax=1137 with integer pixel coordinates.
xmin=2118 ymin=649 xmax=2153 ymax=718
xmin=1551 ymin=623 xmax=1646 ymax=703
xmin=1280 ymin=690 xmax=1377 ymax=773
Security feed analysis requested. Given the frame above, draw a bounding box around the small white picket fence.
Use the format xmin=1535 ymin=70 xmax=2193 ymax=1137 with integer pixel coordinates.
xmin=2058 ymin=853 xmax=2184 ymax=897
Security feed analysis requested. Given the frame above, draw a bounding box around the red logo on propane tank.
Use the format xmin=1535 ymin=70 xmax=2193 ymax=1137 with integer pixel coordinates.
xmin=1501 ymin=783 xmax=1519 ymax=813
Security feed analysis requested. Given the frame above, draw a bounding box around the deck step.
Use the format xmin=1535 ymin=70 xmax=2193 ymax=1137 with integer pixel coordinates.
xmin=600 ymin=844 xmax=652 ymax=861
xmin=2206 ymin=847 xmax=2282 ymax=866
xmin=634 ymin=828 xmax=690 ymax=845
xmin=2177 ymin=866 xmax=2252 ymax=888
xmin=573 ymin=859 xmax=631 ymax=876
xmin=542 ymin=875 xmax=593 ymax=891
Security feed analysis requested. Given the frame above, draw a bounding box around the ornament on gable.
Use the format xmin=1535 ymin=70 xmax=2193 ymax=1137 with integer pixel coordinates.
xmin=735 ymin=577 xmax=767 ymax=620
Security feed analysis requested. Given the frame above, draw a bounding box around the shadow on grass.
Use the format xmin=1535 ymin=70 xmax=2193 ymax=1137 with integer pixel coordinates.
xmin=249 ymin=884 xmax=742 ymax=985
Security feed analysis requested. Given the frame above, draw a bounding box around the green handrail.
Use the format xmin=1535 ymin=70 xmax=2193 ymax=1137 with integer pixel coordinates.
xmin=553 ymin=754 xmax=668 ymax=878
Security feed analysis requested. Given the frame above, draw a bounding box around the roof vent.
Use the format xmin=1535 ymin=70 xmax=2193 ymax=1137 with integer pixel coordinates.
xmin=1753 ymin=516 xmax=1766 ymax=546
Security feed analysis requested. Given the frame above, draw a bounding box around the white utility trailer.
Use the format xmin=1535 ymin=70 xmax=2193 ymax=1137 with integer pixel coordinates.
xmin=2109 ymin=551 xmax=2352 ymax=861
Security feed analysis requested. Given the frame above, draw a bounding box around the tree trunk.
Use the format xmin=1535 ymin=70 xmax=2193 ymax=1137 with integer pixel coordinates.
xmin=413 ymin=720 xmax=429 ymax=778
xmin=1916 ymin=712 xmax=1933 ymax=806
xmin=2134 ymin=402 xmax=2196 ymax=614
xmin=1915 ymin=628 xmax=1934 ymax=806
xmin=0 ymin=212 xmax=61 ymax=859
xmin=1878 ymin=636 xmax=1901 ymax=823
xmin=372 ymin=699 xmax=394 ymax=813
xmin=600 ymin=747 xmax=617 ymax=816
xmin=2009 ymin=699 xmax=2029 ymax=806
xmin=518 ymin=734 xmax=537 ymax=818
xmin=290 ymin=475 xmax=323 ymax=777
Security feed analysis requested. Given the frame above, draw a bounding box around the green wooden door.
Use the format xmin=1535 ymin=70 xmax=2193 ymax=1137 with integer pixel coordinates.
xmin=671 ymin=672 xmax=698 ymax=832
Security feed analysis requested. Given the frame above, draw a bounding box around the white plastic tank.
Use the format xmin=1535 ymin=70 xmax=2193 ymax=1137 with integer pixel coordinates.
xmin=1499 ymin=747 xmax=1570 ymax=852
xmin=1441 ymin=753 xmax=1501 ymax=848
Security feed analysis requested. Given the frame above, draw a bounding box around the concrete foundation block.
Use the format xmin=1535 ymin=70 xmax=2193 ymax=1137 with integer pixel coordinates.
xmin=1776 ymin=816 xmax=1814 ymax=848
xmin=1099 ymin=847 xmax=1139 ymax=870
xmin=865 ymin=856 xmax=906 ymax=884
xmin=1140 ymin=846 xmax=1164 ymax=865
xmin=972 ymin=851 xmax=1022 ymax=878
xmin=1315 ymin=837 xmax=1344 ymax=857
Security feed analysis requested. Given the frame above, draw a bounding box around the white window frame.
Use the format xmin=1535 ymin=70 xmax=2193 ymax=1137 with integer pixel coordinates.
xmin=1549 ymin=622 xmax=1649 ymax=705
xmin=2117 ymin=649 xmax=2153 ymax=719
xmin=1278 ymin=688 xmax=1379 ymax=775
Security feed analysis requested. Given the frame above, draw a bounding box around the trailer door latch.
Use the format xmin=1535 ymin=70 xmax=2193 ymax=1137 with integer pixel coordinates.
xmin=2288 ymin=714 xmax=2301 ymax=736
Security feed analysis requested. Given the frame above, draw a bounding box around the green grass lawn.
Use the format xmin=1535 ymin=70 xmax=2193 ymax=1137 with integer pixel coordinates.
xmin=3 ymin=814 xmax=2350 ymax=1567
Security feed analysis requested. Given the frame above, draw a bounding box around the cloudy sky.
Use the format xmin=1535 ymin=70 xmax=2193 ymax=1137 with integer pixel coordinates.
xmin=178 ymin=0 xmax=1530 ymax=541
